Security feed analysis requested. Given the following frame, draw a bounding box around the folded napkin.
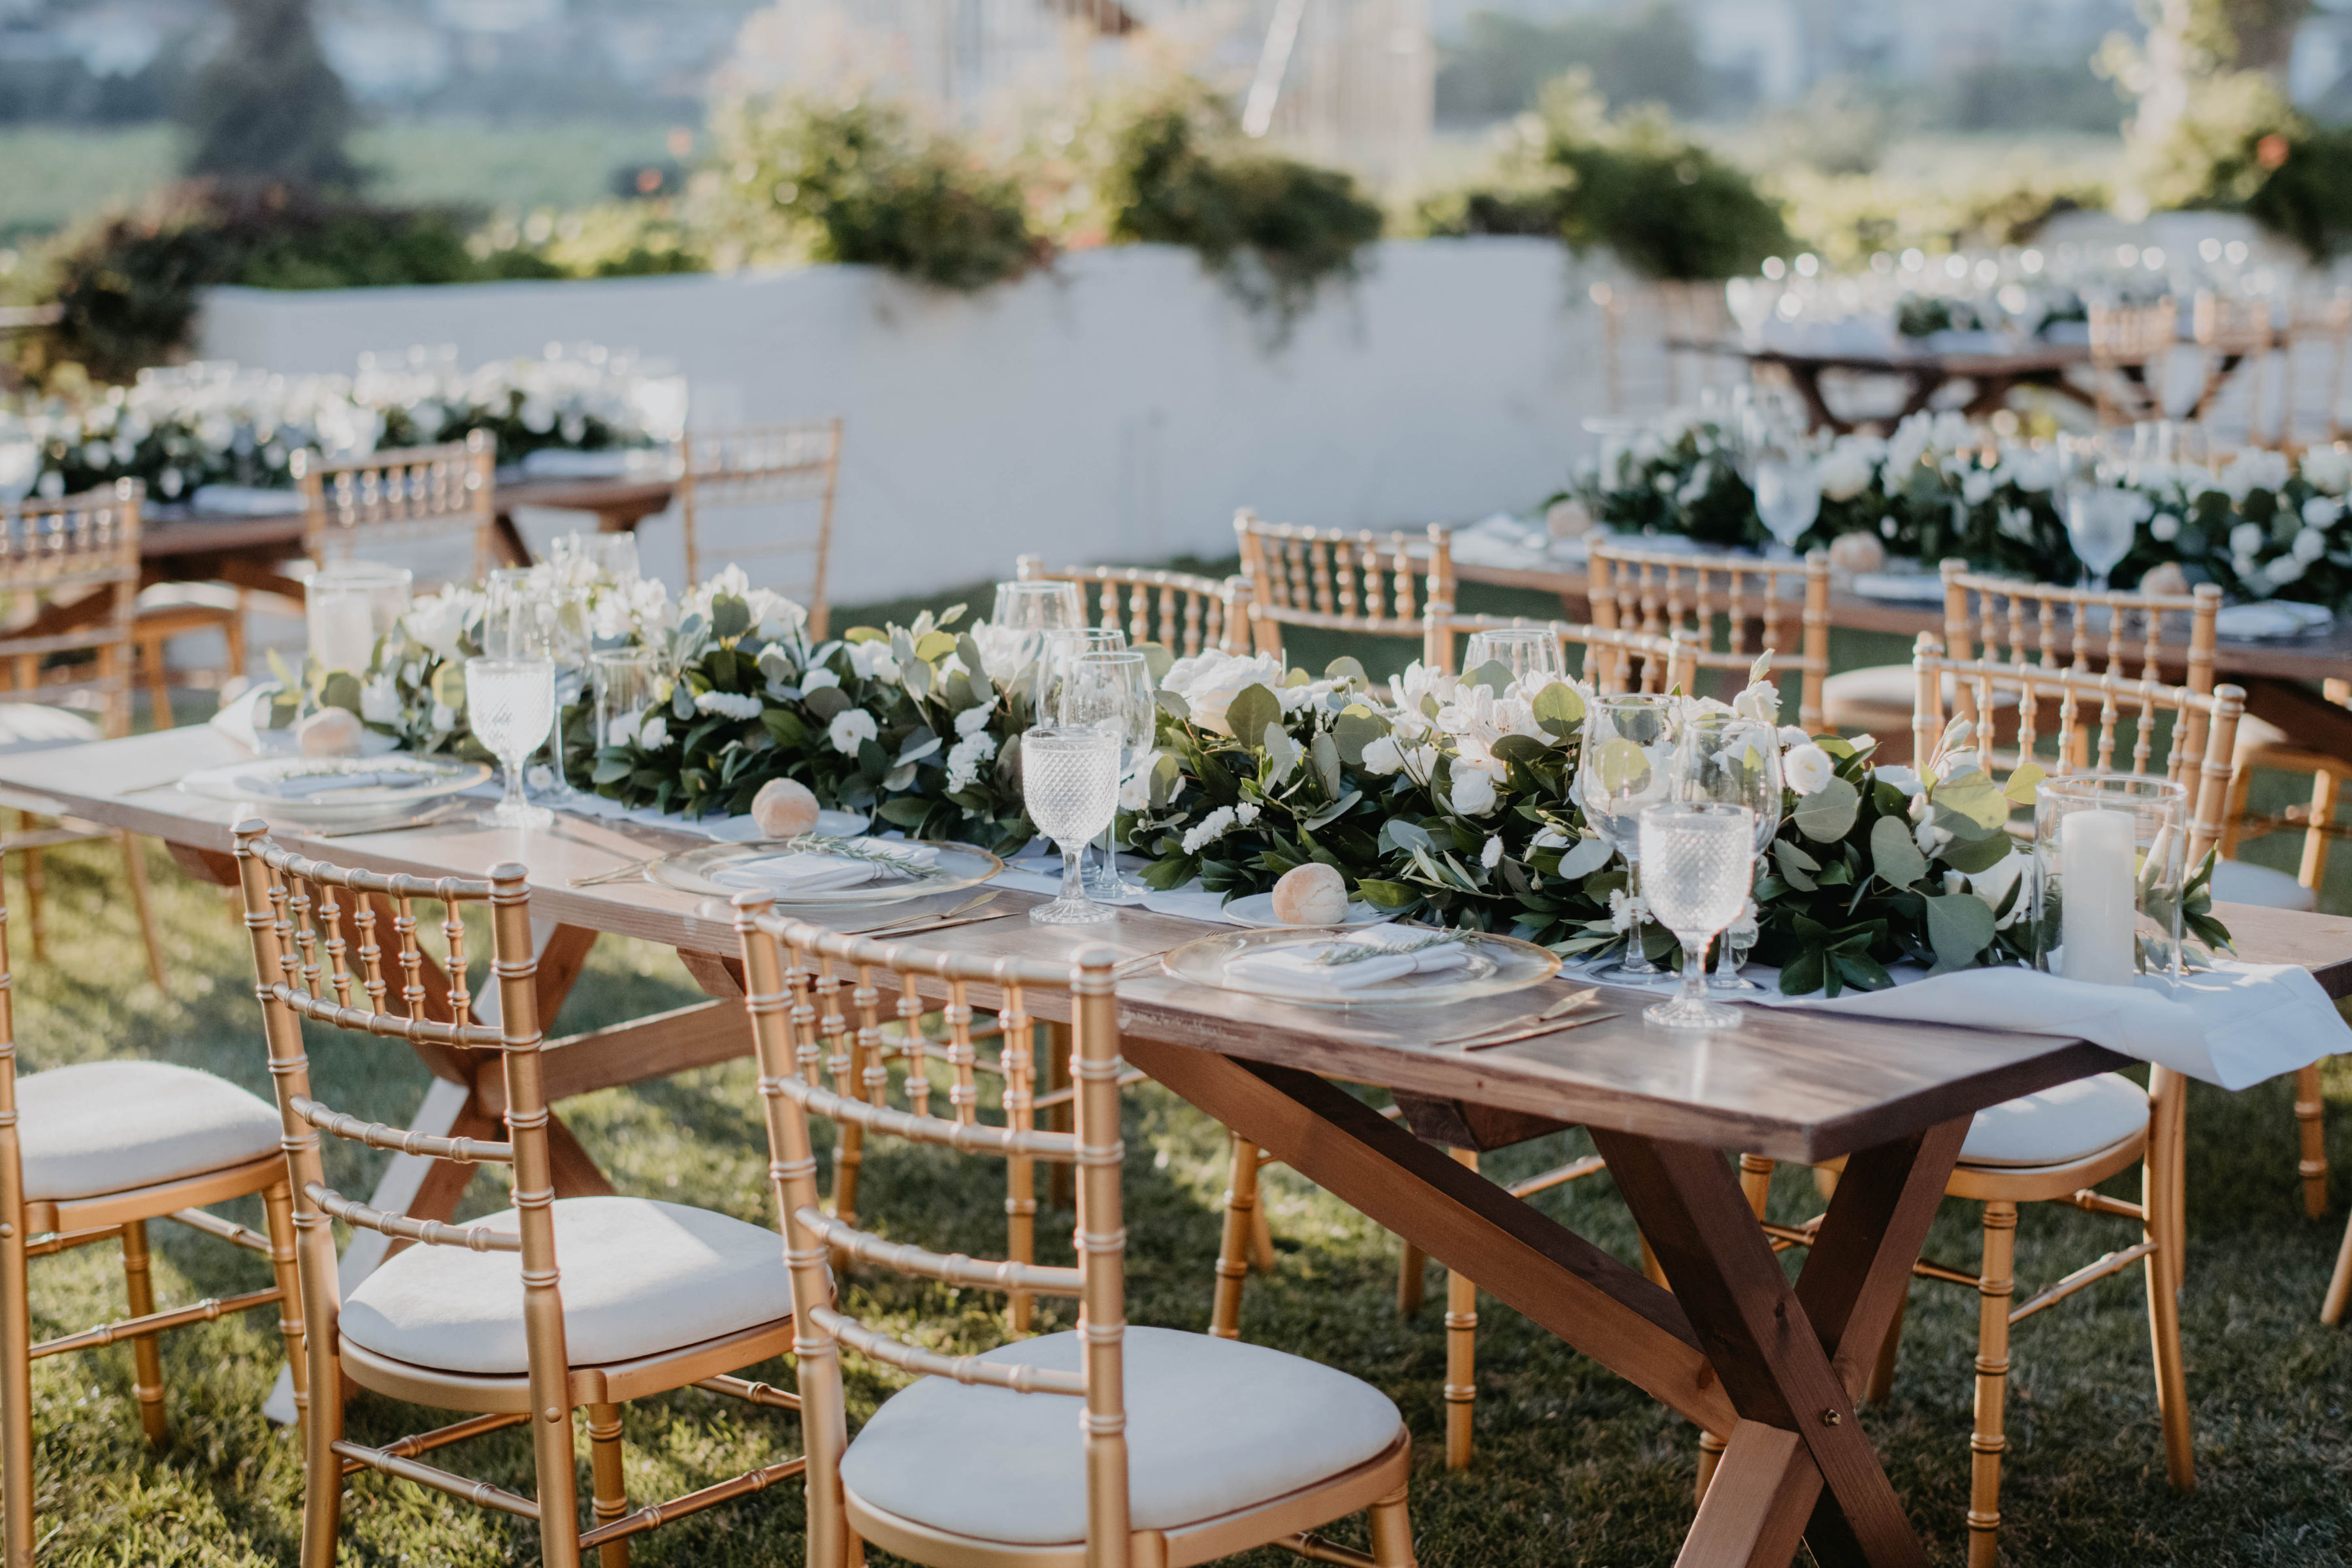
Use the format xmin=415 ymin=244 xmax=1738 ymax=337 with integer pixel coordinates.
xmin=1141 ymin=887 xmax=1243 ymax=924
xmin=1850 ymin=572 xmax=1947 ymax=604
xmin=189 ymin=485 xmax=307 ymax=516
xmin=2216 ymin=600 xmax=2332 ymax=640
xmin=232 ymin=769 xmax=424 ymax=798
xmin=711 ymin=840 xmax=940 ymax=894
xmin=1766 ymin=960 xmax=2349 ymax=1090
xmin=1223 ymin=924 xmax=1471 ymax=999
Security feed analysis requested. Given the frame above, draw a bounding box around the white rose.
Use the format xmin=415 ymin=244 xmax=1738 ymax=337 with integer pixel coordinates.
xmin=1782 ymin=742 xmax=1835 ymax=796
xmin=1448 ymin=766 xmax=1499 ymax=817
xmin=2300 ymin=445 xmax=2352 ymax=495
xmin=828 ymin=709 xmax=879 ymax=755
xmin=606 ymin=710 xmax=642 ymax=747
xmin=800 ymin=667 xmax=840 ymax=693
xmin=1119 ymin=770 xmax=1153 ymax=811
xmin=1777 ymin=725 xmax=1811 ymax=749
xmin=2302 ymin=497 xmax=2342 ymax=529
xmin=638 ymin=713 xmax=669 ymax=749
xmin=2150 ymin=512 xmax=2180 ymax=542
xmin=404 ymin=591 xmax=472 ymax=659
xmin=1818 ymin=447 xmax=1874 ymax=502
xmin=2294 ymin=527 xmax=2329 ymax=563
xmin=2230 ymin=522 xmax=2268 ymax=557
xmin=1732 ymin=681 xmax=1780 ymax=727
xmin=359 ymin=674 xmax=400 ymax=725
xmin=1968 ymin=850 xmax=2030 ymax=928
xmin=1162 ymin=649 xmax=1286 ymax=737
xmin=1360 ymin=734 xmax=1404 ymax=776
xmin=945 ymin=732 xmax=996 ymax=792
xmin=1872 ymin=764 xmax=1925 ymax=797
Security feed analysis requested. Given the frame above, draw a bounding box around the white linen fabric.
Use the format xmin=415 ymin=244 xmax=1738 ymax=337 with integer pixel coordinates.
xmin=2209 ymin=857 xmax=2319 ymax=912
xmin=16 ymin=1060 xmax=282 ymax=1202
xmin=839 ymin=1326 xmax=1403 ymax=1545
xmin=338 ymin=1196 xmax=791 ymax=1375
xmin=0 ymin=705 xmax=101 ymax=755
xmin=1958 ymin=1073 xmax=2149 ymax=1167
xmin=2215 ymin=601 xmax=2333 ymax=640
xmin=708 ymin=840 xmax=939 ymax=894
xmin=1222 ymin=924 xmax=1471 ymax=998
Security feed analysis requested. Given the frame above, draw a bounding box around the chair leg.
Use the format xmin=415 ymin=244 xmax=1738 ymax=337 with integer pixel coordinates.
xmin=225 ymin=596 xmax=250 ymax=692
xmin=1968 ymin=1200 xmax=2018 ymax=1568
xmin=0 ymin=1181 xmax=32 ymax=1568
xmin=2219 ymin=760 xmax=2254 ymax=860
xmin=1442 ymin=1149 xmax=1478 ymax=1470
xmin=1249 ymin=1198 xmax=1277 ymax=1273
xmin=2325 ymin=1206 xmax=2352 ymax=1326
xmin=1211 ymin=1134 xmax=1261 ymax=1341
xmin=297 ymin=1241 xmax=344 ymax=1568
xmin=118 ymin=833 xmax=167 ymax=992
xmin=2145 ymin=1074 xmax=2196 ymax=1490
xmin=138 ymin=634 xmax=172 ymax=730
xmin=1396 ymin=1241 xmax=1426 ymax=1317
xmin=2296 ymin=1062 xmax=2330 ymax=1220
xmin=1367 ymin=1485 xmax=1417 ymax=1567
xmin=587 ymin=1403 xmax=630 ymax=1568
xmin=2298 ymin=768 xmax=2340 ymax=890
xmin=261 ymin=1183 xmax=308 ymax=1435
xmin=19 ymin=836 xmax=42 ymax=966
xmin=118 ymin=1220 xmax=168 ymax=1446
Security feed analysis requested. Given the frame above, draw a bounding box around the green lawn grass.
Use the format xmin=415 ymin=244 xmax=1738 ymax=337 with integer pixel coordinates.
xmin=12 ymin=608 xmax=2352 ymax=1564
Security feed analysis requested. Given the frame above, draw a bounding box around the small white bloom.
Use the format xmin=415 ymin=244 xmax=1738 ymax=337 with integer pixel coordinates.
xmin=359 ymin=674 xmax=399 ymax=725
xmin=846 ymin=641 xmax=900 ymax=683
xmin=2264 ymin=554 xmax=2306 ymax=587
xmin=954 ymin=703 xmax=994 ymax=738
xmin=1914 ymin=819 xmax=1950 ymax=856
xmin=828 ymin=709 xmax=879 ymax=755
xmin=606 ymin=710 xmax=642 ymax=747
xmin=1776 ymin=725 xmax=1811 ymax=749
xmin=2230 ymin=522 xmax=2267 ymax=557
xmin=526 ymin=765 xmax=552 ymax=790
xmin=404 ymin=591 xmax=473 ymax=660
xmin=429 ymin=701 xmax=456 ymax=733
xmin=2304 ymin=497 xmax=2343 ymax=529
xmin=945 ymin=732 xmax=996 ymax=792
xmin=2150 ymin=512 xmax=2180 ymax=543
xmin=1235 ymin=802 xmax=1262 ymax=828
xmin=1872 ymin=764 xmax=1925 ymax=797
xmin=638 ymin=713 xmax=670 ymax=749
xmin=694 ymin=690 xmax=763 ymax=720
xmin=1732 ymin=681 xmax=1780 ymax=727
xmin=1782 ymin=742 xmax=1835 ymax=796
xmin=800 ymin=667 xmax=840 ymax=693
xmin=1449 ymin=766 xmax=1499 ymax=817
xmin=1818 ymin=446 xmax=1874 ymax=502
xmin=1480 ymin=834 xmax=1504 ymax=868
xmin=1360 ymin=734 xmax=1405 ymax=776
xmin=1530 ymin=823 xmax=1570 ymax=849
xmin=1968 ymin=849 xmax=2030 ymax=928
xmin=2294 ymin=527 xmax=2329 ymax=563
xmin=1119 ymin=770 xmax=1152 ymax=811
xmin=1180 ymin=806 xmax=1237 ymax=855
xmin=1607 ymin=887 xmax=1646 ymax=934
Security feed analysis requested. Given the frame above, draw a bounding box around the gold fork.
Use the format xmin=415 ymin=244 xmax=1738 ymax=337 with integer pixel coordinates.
xmin=1431 ymin=988 xmax=1603 ymax=1047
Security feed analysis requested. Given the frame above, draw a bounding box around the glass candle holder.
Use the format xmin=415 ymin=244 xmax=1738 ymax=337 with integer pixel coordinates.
xmin=2030 ymin=774 xmax=2188 ymax=987
xmin=306 ymin=563 xmax=412 ymax=675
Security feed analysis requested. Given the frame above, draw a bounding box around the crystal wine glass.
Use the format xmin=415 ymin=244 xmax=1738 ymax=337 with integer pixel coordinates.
xmin=1672 ymin=709 xmax=1784 ymax=991
xmin=2058 ymin=434 xmax=2134 ymax=592
xmin=1638 ymin=802 xmax=1756 ymax=1030
xmin=591 ymin=648 xmax=662 ymax=751
xmin=1462 ymin=627 xmax=1567 ymax=689
xmin=551 ymin=530 xmax=640 ymax=586
xmin=1752 ymin=451 xmax=1821 ymax=555
xmin=1059 ymin=649 xmax=1154 ymax=900
xmin=1036 ymin=626 xmax=1126 ymax=728
xmin=992 ymin=580 xmax=1083 ymax=713
xmin=466 ymin=657 xmax=557 ymax=829
xmin=1022 ymin=725 xmax=1121 ymax=926
xmin=1576 ymin=693 xmax=1678 ymax=983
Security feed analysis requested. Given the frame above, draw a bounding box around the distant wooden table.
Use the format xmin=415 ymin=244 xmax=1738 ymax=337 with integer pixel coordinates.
xmin=1673 ymin=340 xmax=2103 ymax=434
xmin=8 ymin=725 xmax=2350 ymax=1567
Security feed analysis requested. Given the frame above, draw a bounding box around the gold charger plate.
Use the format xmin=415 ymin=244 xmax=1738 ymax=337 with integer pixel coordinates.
xmin=647 ymin=837 xmax=1004 ymax=906
xmin=1158 ymin=926 xmax=1561 ymax=1009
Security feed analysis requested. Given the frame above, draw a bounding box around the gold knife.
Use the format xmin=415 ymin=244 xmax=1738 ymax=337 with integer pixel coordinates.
xmin=1458 ymin=1010 xmax=1623 ymax=1052
xmin=1432 ymin=988 xmax=1602 ymax=1047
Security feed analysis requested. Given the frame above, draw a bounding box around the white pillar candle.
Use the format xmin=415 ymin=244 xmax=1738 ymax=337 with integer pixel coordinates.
xmin=2059 ymin=807 xmax=2138 ymax=986
xmin=308 ymin=590 xmax=379 ymax=674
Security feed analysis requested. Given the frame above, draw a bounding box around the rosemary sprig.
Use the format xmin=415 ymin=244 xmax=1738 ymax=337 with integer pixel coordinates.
xmin=782 ymin=835 xmax=947 ymax=881
xmin=1304 ymin=931 xmax=1471 ymax=966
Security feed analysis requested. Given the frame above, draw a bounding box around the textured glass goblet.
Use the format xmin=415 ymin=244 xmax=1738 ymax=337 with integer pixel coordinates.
xmin=1022 ymin=725 xmax=1120 ymax=926
xmin=466 ymin=657 xmax=557 ymax=829
xmin=1638 ymin=802 xmax=1755 ymax=1030
xmin=1059 ymin=649 xmax=1154 ymax=900
xmin=1672 ymin=710 xmax=1783 ymax=992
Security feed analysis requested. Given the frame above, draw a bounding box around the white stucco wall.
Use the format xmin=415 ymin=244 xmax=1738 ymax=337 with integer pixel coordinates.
xmin=196 ymin=239 xmax=1626 ymax=604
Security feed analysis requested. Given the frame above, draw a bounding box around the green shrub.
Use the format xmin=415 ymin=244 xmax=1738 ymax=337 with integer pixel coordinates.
xmin=711 ymin=96 xmax=1045 ymax=292
xmin=1096 ymin=86 xmax=1384 ymax=329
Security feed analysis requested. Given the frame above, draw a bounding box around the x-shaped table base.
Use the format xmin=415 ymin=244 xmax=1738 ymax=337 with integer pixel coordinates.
xmin=1122 ymin=1038 xmax=1966 ymax=1568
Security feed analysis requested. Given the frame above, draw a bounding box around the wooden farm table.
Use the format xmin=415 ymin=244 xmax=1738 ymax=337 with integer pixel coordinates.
xmin=1672 ymin=341 xmax=2104 ymax=435
xmin=1454 ymin=553 xmax=2352 ymax=766
xmin=10 ymin=727 xmax=2352 ymax=1568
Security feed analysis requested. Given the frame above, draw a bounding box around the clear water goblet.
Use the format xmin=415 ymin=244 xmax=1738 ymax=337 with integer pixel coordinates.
xmin=466 ymin=657 xmax=557 ymax=829
xmin=1036 ymin=626 xmax=1126 ymax=727
xmin=1672 ymin=709 xmax=1784 ymax=991
xmin=551 ymin=530 xmax=640 ymax=586
xmin=2058 ymin=434 xmax=2134 ymax=592
xmin=1022 ymin=725 xmax=1121 ymax=926
xmin=1576 ymin=693 xmax=1679 ymax=983
xmin=992 ymin=580 xmax=1083 ymax=707
xmin=1462 ymin=627 xmax=1567 ymax=689
xmin=591 ymin=649 xmax=662 ymax=754
xmin=1638 ymin=802 xmax=1756 ymax=1030
xmin=1752 ymin=453 xmax=1822 ymax=554
xmin=1059 ymin=649 xmax=1154 ymax=900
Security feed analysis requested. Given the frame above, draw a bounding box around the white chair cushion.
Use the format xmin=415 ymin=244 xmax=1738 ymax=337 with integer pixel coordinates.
xmin=2232 ymin=712 xmax=2291 ymax=757
xmin=1821 ymin=665 xmax=2019 ymax=721
xmin=2209 ymin=857 xmax=2319 ymax=911
xmin=340 ymin=1195 xmax=791 ymax=1376
xmin=840 ymin=1325 xmax=1405 ymax=1546
xmin=0 ymin=704 xmax=101 ymax=755
xmin=1961 ymin=1072 xmax=2148 ymax=1169
xmin=136 ymin=581 xmax=241 ymax=613
xmin=16 ymin=1060 xmax=282 ymax=1202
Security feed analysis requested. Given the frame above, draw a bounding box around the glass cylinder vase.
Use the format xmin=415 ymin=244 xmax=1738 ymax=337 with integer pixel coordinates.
xmin=2029 ymin=774 xmax=2188 ymax=988
xmin=306 ymin=563 xmax=412 ymax=675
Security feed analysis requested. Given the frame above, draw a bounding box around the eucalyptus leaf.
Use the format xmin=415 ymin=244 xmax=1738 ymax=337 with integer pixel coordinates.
xmin=1532 ymin=681 xmax=1585 ymax=737
xmin=1923 ymin=893 xmax=1997 ymax=971
xmin=1556 ymin=836 xmax=1613 ymax=879
xmin=1939 ymin=832 xmax=2015 ymax=875
xmin=711 ymin=595 xmax=752 ymax=642
xmin=1793 ymin=776 xmax=1860 ymax=842
xmin=1772 ymin=840 xmax=1818 ymax=892
xmin=1224 ymin=684 xmax=1282 ymax=749
xmin=1332 ymin=709 xmax=1388 ymax=766
xmin=1491 ymin=734 xmax=1550 ymax=766
xmin=1156 ymin=689 xmax=1192 ymax=723
xmin=1380 ymin=819 xmax=1435 ymax=856
xmin=1464 ymin=659 xmax=1515 ymax=694
xmin=1311 ymin=730 xmax=1343 ymax=796
xmin=1324 ymin=655 xmax=1369 ymax=687
xmin=1869 ymin=815 xmax=1927 ymax=888
xmin=913 ymin=630 xmax=958 ymax=664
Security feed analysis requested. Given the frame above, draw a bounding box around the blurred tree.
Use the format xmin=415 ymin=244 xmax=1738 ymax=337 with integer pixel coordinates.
xmin=1434 ymin=1 xmax=1714 ymax=127
xmin=180 ymin=0 xmax=359 ymax=189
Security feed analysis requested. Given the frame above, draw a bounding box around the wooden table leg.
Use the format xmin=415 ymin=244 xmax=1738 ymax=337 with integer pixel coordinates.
xmin=1590 ymin=1117 xmax=1968 ymax=1568
xmin=492 ymin=511 xmax=534 ymax=568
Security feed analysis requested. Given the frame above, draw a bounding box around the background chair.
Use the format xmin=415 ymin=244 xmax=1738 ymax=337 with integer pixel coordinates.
xmin=0 ymin=877 xmax=303 ymax=1568
xmin=677 ymin=420 xmax=842 ymax=638
xmin=233 ymin=825 xmax=802 ymax=1568
xmin=1212 ymin=618 xmax=1691 ymax=1472
xmin=0 ymin=482 xmax=165 ymax=988
xmin=2088 ymin=298 xmax=2178 ymax=428
xmin=293 ymin=433 xmax=497 ymax=590
xmin=131 ymin=580 xmax=246 ymax=726
xmin=1232 ymin=511 xmax=1453 ymax=670
xmin=736 ymin=902 xmax=1416 ymax=1568
xmin=1014 ymin=555 xmax=1242 ymax=657
xmin=1586 ymin=538 xmax=1830 ymax=730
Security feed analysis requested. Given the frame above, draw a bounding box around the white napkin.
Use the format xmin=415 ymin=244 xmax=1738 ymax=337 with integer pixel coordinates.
xmin=710 ymin=840 xmax=939 ymax=894
xmin=1223 ymin=924 xmax=1471 ymax=998
xmin=189 ymin=485 xmax=307 ymax=516
xmin=231 ymin=769 xmax=423 ymax=798
xmin=2216 ymin=601 xmax=2332 ymax=640
xmin=1141 ymin=887 xmax=1241 ymax=923
xmin=1850 ymin=573 xmax=1947 ymax=604
xmin=1763 ymin=960 xmax=2349 ymax=1090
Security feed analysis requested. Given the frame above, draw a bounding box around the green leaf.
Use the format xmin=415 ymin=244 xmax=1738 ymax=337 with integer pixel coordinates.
xmin=1869 ymin=815 xmax=1927 ymax=889
xmin=1491 ymin=734 xmax=1550 ymax=766
xmin=1464 ymin=659 xmax=1516 ymax=694
xmin=2004 ymin=760 xmax=2047 ymax=807
xmin=1923 ymin=893 xmax=1997 ymax=971
xmin=1224 ymin=684 xmax=1282 ymax=748
xmin=319 ymin=671 xmax=362 ymax=715
xmin=1147 ymin=752 xmax=1181 ymax=809
xmin=878 ymin=796 xmax=932 ymax=827
xmin=1355 ymin=879 xmax=1417 ymax=908
xmin=1138 ymin=642 xmax=1177 ymax=685
xmin=1772 ymin=839 xmax=1819 ymax=892
xmin=1793 ymin=776 xmax=1860 ymax=842
xmin=1380 ymin=819 xmax=1435 ymax=856
xmin=913 ymin=630 xmax=958 ymax=664
xmin=1324 ymin=655 xmax=1370 ymax=687
xmin=1779 ymin=947 xmax=1825 ymax=995
xmin=1593 ymin=737 xmax=1653 ymax=796
xmin=711 ymin=595 xmax=752 ymax=642
xmin=1156 ymin=688 xmax=1192 ymax=723
xmin=591 ymin=755 xmax=632 ymax=785
xmin=1311 ymin=730 xmax=1343 ymax=796
xmin=1262 ymin=723 xmax=1301 ymax=782
xmin=1532 ymin=681 xmax=1585 ymax=737
xmin=1931 ymin=775 xmax=2009 ymax=838
xmin=802 ymin=685 xmax=851 ymax=723
xmin=1332 ymin=709 xmax=1388 ymax=766
xmin=1939 ymin=832 xmax=2014 ymax=875
xmin=1556 ymin=836 xmax=1612 ymax=878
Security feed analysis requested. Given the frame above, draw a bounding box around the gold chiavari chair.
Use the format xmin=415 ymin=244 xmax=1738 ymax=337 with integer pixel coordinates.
xmin=293 ymin=433 xmax=497 ymax=589
xmin=1738 ymin=640 xmax=2240 ymax=1566
xmin=1232 ymin=510 xmax=1453 ymax=670
xmin=734 ymin=900 xmax=1418 ymax=1568
xmin=2192 ymin=290 xmax=2281 ymax=442
xmin=1212 ymin=619 xmax=1692 ymax=1472
xmin=678 ymin=420 xmax=843 ymax=639
xmin=231 ymin=825 xmax=802 ymax=1568
xmin=1585 ymin=538 xmax=1831 ymax=728
xmin=0 ymin=482 xmax=165 ymax=988
xmin=2279 ymin=291 xmax=2349 ymax=448
xmin=1013 ymin=555 xmax=1243 ymax=657
xmin=2089 ymin=298 xmax=2178 ymax=428
xmin=1824 ymin=558 xmax=2219 ymax=770
xmin=0 ymin=877 xmax=302 ymax=1567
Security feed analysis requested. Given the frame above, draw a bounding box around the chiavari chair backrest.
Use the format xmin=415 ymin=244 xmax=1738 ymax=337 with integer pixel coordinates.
xmin=1233 ymin=510 xmax=1453 ymax=666
xmin=1939 ymin=557 xmax=2219 ymax=697
xmin=2193 ymin=291 xmax=2283 ymax=434
xmin=733 ymin=898 xmax=1125 ymax=1567
xmin=230 ymin=823 xmax=578 ymax=1518
xmin=1910 ymin=636 xmax=2244 ymax=861
xmin=1014 ymin=554 xmax=1242 ymax=657
xmin=293 ymin=433 xmax=495 ymax=586
xmin=678 ymin=419 xmax=843 ymax=638
xmin=2090 ymin=299 xmax=2179 ymax=427
xmin=1586 ymin=538 xmax=1830 ymax=729
xmin=1428 ymin=610 xmax=1693 ymax=696
xmin=0 ymin=481 xmax=140 ymax=736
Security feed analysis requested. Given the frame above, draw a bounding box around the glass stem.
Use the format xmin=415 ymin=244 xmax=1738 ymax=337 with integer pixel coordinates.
xmin=1680 ymin=931 xmax=1712 ymax=1007
xmin=1622 ymin=862 xmax=1654 ymax=975
xmin=504 ymin=753 xmax=529 ymax=812
xmin=1713 ymin=936 xmax=1737 ymax=979
xmin=1060 ymin=841 xmax=1086 ymax=904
